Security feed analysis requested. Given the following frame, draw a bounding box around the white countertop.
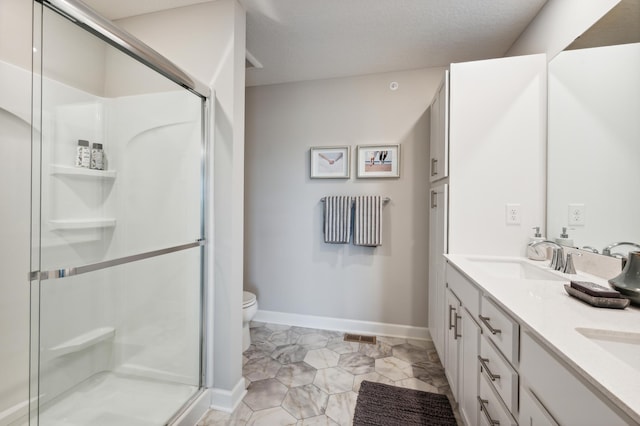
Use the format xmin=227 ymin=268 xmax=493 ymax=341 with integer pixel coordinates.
xmin=445 ymin=254 xmax=640 ymax=424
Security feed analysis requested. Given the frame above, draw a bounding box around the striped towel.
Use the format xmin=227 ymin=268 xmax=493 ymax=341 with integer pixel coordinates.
xmin=323 ymin=196 xmax=352 ymax=244
xmin=353 ymin=196 xmax=382 ymax=247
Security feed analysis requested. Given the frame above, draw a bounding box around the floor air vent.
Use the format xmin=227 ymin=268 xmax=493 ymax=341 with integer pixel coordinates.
xmin=344 ymin=333 xmax=377 ymax=345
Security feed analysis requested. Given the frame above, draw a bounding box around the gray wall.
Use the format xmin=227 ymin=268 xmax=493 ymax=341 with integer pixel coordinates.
xmin=245 ymin=68 xmax=445 ymax=328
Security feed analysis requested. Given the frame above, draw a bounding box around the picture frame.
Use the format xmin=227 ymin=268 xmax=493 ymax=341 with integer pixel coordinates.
xmin=356 ymin=144 xmax=400 ymax=178
xmin=310 ymin=146 xmax=350 ymax=179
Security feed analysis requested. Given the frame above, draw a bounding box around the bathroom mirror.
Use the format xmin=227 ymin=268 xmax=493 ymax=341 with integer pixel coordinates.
xmin=547 ymin=0 xmax=640 ymax=255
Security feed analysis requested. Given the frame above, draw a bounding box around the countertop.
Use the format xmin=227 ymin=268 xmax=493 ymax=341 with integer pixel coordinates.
xmin=445 ymin=254 xmax=640 ymax=424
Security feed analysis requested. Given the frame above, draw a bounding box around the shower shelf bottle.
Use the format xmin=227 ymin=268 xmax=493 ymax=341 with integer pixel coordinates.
xmin=76 ymin=139 xmax=90 ymax=168
xmin=91 ymin=143 xmax=104 ymax=170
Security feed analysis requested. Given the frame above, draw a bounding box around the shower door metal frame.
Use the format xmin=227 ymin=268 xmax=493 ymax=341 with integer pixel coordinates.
xmin=38 ymin=0 xmax=211 ymax=99
xmin=29 ymin=1 xmax=212 ymax=424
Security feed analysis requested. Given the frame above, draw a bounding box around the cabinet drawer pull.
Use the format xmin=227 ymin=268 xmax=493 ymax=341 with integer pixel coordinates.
xmin=479 ymin=315 xmax=502 ymax=335
xmin=431 ymin=158 xmax=438 ymax=176
xmin=478 ymin=356 xmax=501 ymax=381
xmin=454 ymin=314 xmax=462 ymax=340
xmin=430 ymin=190 xmax=438 ymax=208
xmin=478 ymin=396 xmax=500 ymax=425
xmin=448 ymin=305 xmax=455 ymax=330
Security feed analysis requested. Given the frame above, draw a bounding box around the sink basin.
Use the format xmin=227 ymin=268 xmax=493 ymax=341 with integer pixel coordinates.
xmin=576 ymin=328 xmax=640 ymax=373
xmin=467 ymin=258 xmax=566 ymax=281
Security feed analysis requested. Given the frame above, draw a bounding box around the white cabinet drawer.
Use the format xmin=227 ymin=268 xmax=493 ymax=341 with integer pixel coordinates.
xmin=519 ymin=385 xmax=559 ymax=426
xmin=479 ymin=372 xmax=517 ymax=426
xmin=479 ymin=336 xmax=518 ymax=414
xmin=479 ymin=296 xmax=519 ymax=364
xmin=447 ymin=263 xmax=480 ymax=317
xmin=520 ymin=331 xmax=632 ymax=425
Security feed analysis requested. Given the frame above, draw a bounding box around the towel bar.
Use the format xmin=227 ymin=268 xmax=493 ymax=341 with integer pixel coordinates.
xmin=321 ymin=196 xmax=390 ymax=203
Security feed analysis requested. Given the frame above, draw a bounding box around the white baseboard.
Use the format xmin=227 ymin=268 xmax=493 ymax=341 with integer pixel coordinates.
xmin=173 ymin=389 xmax=211 ymax=426
xmin=210 ymin=377 xmax=247 ymax=413
xmin=254 ymin=310 xmax=431 ymax=341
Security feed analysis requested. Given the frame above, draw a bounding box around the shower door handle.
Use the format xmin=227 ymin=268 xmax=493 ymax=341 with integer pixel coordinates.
xmin=29 ymin=239 xmax=205 ymax=281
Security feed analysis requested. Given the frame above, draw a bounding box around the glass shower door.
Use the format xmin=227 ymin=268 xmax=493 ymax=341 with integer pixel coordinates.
xmin=29 ymin=3 xmax=206 ymax=425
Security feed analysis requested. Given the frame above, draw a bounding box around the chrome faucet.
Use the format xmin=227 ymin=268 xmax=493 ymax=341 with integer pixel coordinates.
xmin=530 ymin=240 xmax=565 ymax=271
xmin=602 ymin=242 xmax=640 ymax=257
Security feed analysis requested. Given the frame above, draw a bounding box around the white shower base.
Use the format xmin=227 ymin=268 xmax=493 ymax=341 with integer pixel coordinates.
xmin=35 ymin=372 xmax=198 ymax=426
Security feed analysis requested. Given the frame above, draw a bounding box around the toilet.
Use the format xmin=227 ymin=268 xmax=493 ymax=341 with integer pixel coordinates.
xmin=242 ymin=291 xmax=258 ymax=352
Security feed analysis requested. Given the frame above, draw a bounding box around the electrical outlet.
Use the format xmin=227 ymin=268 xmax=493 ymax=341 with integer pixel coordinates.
xmin=568 ymin=203 xmax=586 ymax=226
xmin=506 ymin=204 xmax=521 ymax=225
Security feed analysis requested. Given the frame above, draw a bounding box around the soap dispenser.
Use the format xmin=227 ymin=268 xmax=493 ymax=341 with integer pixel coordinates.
xmin=555 ymin=227 xmax=574 ymax=247
xmin=527 ymin=226 xmax=547 ymax=261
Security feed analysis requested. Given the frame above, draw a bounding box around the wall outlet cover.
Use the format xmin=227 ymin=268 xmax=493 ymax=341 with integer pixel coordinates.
xmin=506 ymin=203 xmax=521 ymax=225
xmin=568 ymin=203 xmax=586 ymax=226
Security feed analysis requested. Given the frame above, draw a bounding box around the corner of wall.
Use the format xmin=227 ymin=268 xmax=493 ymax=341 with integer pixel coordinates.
xmin=506 ymin=0 xmax=620 ymax=60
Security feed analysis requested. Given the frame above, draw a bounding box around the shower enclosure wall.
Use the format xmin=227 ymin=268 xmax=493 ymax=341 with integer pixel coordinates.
xmin=0 ymin=1 xmax=210 ymax=424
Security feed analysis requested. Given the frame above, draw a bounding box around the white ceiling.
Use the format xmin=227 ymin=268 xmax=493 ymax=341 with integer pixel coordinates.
xmin=83 ymin=0 xmax=549 ymax=87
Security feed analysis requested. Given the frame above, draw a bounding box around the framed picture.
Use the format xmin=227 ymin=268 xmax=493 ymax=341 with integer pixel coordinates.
xmin=356 ymin=144 xmax=400 ymax=178
xmin=310 ymin=146 xmax=350 ymax=179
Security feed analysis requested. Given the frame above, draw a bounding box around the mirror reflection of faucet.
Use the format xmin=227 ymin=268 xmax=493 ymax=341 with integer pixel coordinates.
xmin=602 ymin=242 xmax=640 ymax=258
xmin=602 ymin=242 xmax=640 ymax=268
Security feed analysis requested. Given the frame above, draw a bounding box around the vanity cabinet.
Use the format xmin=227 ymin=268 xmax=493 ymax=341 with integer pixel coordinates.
xmin=444 ymin=262 xmax=519 ymax=426
xmin=479 ymin=372 xmax=518 ymax=426
xmin=444 ymin=287 xmax=461 ymax=398
xmin=520 ymin=331 xmax=633 ymax=426
xmin=445 ymin=263 xmax=481 ymax=426
xmin=429 ymin=71 xmax=449 ymax=183
xmin=478 ymin=296 xmax=519 ymax=424
xmin=479 ymin=335 xmax=518 ymax=414
xmin=460 ymin=307 xmax=481 ymax=426
xmin=479 ymin=296 xmax=519 ymax=367
xmin=441 ymin=259 xmax=639 ymax=426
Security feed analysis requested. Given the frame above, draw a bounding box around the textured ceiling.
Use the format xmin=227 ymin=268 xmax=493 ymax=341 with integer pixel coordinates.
xmin=240 ymin=0 xmax=548 ymax=86
xmin=82 ymin=0 xmax=550 ymax=86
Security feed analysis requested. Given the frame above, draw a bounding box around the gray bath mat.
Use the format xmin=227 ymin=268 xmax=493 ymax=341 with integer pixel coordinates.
xmin=353 ymin=381 xmax=457 ymax=426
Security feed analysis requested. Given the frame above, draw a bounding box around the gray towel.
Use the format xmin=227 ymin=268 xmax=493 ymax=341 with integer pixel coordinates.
xmin=353 ymin=196 xmax=382 ymax=247
xmin=323 ymin=196 xmax=352 ymax=244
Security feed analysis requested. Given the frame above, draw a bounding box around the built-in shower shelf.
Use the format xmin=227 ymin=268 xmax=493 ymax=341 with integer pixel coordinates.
xmin=47 ymin=327 xmax=115 ymax=359
xmin=50 ymin=164 xmax=117 ymax=179
xmin=49 ymin=218 xmax=116 ymax=230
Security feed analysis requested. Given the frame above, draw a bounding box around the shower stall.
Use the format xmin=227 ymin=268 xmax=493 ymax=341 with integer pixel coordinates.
xmin=0 ymin=0 xmax=210 ymax=424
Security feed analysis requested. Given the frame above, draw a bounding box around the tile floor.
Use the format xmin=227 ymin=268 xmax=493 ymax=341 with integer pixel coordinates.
xmin=198 ymin=322 xmax=462 ymax=426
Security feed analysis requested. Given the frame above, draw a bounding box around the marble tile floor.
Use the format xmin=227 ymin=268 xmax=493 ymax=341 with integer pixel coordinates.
xmin=198 ymin=322 xmax=462 ymax=426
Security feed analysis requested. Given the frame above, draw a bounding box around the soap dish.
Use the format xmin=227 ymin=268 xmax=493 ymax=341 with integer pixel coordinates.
xmin=564 ymin=285 xmax=630 ymax=309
